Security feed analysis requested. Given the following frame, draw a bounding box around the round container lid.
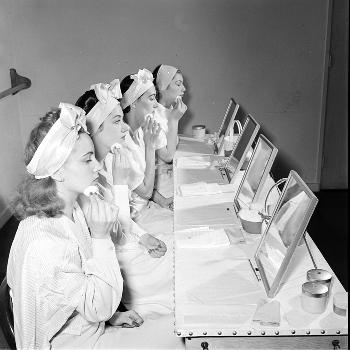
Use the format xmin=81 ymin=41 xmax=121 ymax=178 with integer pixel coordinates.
xmin=302 ymin=281 xmax=329 ymax=298
xmin=307 ymin=269 xmax=332 ymax=283
xmin=192 ymin=125 xmax=205 ymax=129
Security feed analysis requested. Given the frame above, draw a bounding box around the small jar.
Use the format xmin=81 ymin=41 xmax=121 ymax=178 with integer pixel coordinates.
xmin=306 ymin=269 xmax=333 ymax=291
xmin=301 ymin=281 xmax=329 ymax=314
xmin=192 ymin=125 xmax=206 ymax=139
xmin=333 ymin=292 xmax=348 ymax=317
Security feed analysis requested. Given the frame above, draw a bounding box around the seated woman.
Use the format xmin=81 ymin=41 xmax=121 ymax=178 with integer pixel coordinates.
xmin=7 ymin=103 xmax=143 ymax=349
xmin=152 ymin=64 xmax=187 ymax=197
xmin=75 ymin=79 xmax=174 ymax=318
xmin=120 ymin=69 xmax=174 ymax=232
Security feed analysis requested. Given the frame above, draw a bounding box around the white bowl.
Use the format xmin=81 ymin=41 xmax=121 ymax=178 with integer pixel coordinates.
xmin=238 ymin=208 xmax=263 ymax=234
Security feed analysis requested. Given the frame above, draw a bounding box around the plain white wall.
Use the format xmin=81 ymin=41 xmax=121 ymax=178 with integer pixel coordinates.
xmin=0 ymin=0 xmax=338 ymax=225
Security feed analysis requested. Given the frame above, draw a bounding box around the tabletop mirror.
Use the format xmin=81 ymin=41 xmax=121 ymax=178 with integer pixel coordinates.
xmin=254 ymin=170 xmax=318 ymax=298
xmin=234 ymin=134 xmax=278 ymax=211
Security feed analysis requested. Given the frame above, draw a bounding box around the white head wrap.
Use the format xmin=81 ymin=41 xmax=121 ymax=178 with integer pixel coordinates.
xmin=87 ymin=79 xmax=123 ymax=135
xmin=121 ymin=68 xmax=154 ymax=109
xmin=26 ymin=103 xmax=88 ymax=179
xmin=156 ymin=65 xmax=178 ymax=91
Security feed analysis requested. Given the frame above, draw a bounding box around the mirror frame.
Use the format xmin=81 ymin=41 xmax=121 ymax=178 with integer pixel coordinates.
xmin=254 ymin=170 xmax=318 ymax=298
xmin=216 ymin=98 xmax=240 ymax=155
xmin=234 ymin=134 xmax=278 ymax=211
xmin=225 ymin=114 xmax=260 ymax=183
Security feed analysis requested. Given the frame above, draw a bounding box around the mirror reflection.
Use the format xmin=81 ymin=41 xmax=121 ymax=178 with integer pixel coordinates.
xmin=257 ymin=177 xmax=312 ymax=287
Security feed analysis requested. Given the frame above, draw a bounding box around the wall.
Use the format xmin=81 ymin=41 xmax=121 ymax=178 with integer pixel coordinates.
xmin=321 ymin=0 xmax=348 ymax=189
xmin=0 ymin=0 xmax=336 ymax=226
xmin=0 ymin=0 xmax=26 ymax=227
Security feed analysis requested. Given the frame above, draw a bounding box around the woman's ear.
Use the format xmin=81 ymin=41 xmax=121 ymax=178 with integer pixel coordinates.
xmin=51 ymin=169 xmax=64 ymax=182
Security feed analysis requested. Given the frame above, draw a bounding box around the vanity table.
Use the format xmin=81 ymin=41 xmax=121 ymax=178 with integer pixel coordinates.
xmin=173 ymin=137 xmax=348 ymax=349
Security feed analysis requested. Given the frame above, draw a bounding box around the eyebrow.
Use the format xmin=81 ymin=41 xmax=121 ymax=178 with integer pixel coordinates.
xmin=81 ymin=151 xmax=93 ymax=157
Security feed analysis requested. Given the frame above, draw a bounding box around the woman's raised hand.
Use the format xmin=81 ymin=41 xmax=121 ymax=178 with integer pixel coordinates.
xmin=81 ymin=195 xmax=119 ymax=239
xmin=170 ymin=97 xmax=187 ymax=121
xmin=109 ymin=310 xmax=144 ymax=328
xmin=143 ymin=115 xmax=161 ymax=149
xmin=112 ymin=147 xmax=131 ymax=186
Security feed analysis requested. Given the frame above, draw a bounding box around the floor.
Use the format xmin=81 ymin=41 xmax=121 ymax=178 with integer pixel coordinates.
xmin=0 ymin=190 xmax=348 ymax=348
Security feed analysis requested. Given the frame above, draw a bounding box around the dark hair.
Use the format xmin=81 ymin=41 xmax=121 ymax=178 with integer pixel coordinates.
xmin=152 ymin=65 xmax=162 ymax=100
xmin=11 ymin=110 xmax=66 ymax=220
xmin=75 ymin=89 xmax=98 ymax=114
xmin=120 ymin=75 xmax=134 ymax=115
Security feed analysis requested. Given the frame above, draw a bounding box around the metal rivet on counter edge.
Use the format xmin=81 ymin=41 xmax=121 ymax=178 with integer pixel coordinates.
xmin=261 ymin=331 xmax=265 ymax=335
xmin=247 ymin=331 xmax=252 ymax=335
xmin=275 ymin=331 xmax=279 ymax=335
xmin=218 ymin=331 xmax=222 ymax=335
xmin=291 ymin=330 xmax=295 ymax=334
xmin=321 ymin=330 xmax=325 ymax=334
xmin=232 ymin=331 xmax=237 ymax=335
xmin=189 ymin=332 xmax=193 ymax=336
xmin=306 ymin=330 xmax=310 ymax=335
xmin=203 ymin=331 xmax=207 ymax=335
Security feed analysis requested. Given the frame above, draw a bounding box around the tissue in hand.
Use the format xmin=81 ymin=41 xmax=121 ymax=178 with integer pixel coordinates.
xmin=83 ymin=185 xmax=99 ymax=197
xmin=111 ymin=142 xmax=122 ymax=153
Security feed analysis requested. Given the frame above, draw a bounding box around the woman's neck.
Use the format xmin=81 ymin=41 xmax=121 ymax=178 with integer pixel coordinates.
xmin=57 ymin=185 xmax=78 ymax=221
xmin=125 ymin=112 xmax=140 ymax=132
xmin=94 ymin=144 xmax=109 ymax=163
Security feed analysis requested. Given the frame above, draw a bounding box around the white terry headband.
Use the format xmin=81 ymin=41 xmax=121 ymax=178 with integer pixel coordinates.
xmin=26 ymin=103 xmax=88 ymax=179
xmin=87 ymin=79 xmax=123 ymax=135
xmin=156 ymin=65 xmax=178 ymax=91
xmin=121 ymin=68 xmax=154 ymax=109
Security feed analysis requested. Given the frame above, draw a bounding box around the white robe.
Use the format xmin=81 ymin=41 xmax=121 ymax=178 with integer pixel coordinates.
xmin=7 ymin=204 xmax=123 ymax=349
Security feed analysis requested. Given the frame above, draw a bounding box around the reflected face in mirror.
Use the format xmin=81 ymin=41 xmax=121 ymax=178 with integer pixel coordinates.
xmin=256 ymin=178 xmax=312 ymax=286
xmin=238 ymin=140 xmax=271 ymax=206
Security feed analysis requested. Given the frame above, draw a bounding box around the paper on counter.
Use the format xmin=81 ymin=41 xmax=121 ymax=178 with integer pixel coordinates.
xmin=176 ymin=227 xmax=230 ymax=248
xmin=252 ymin=299 xmax=281 ymax=326
xmin=176 ymin=156 xmax=211 ymax=169
xmin=179 ymin=182 xmax=222 ymax=196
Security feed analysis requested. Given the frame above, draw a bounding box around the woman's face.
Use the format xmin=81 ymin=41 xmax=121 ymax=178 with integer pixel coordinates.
xmin=94 ymin=107 xmax=129 ymax=151
xmin=161 ymin=73 xmax=186 ymax=106
xmin=60 ymin=133 xmax=101 ymax=195
xmin=134 ymin=85 xmax=158 ymax=126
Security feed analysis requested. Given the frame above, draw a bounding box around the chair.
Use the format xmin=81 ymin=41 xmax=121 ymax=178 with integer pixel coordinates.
xmin=0 ymin=277 xmax=16 ymax=349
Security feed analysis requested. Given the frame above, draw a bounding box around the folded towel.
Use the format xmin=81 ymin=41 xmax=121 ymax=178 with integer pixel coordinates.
xmin=179 ymin=182 xmax=222 ymax=196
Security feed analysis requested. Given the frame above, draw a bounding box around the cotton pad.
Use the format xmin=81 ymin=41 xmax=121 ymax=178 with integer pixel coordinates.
xmin=111 ymin=142 xmax=122 ymax=153
xmin=83 ymin=185 xmax=99 ymax=197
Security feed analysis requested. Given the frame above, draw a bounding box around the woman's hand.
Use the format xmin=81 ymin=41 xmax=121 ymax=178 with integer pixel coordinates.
xmin=143 ymin=115 xmax=161 ymax=149
xmin=112 ymin=147 xmax=131 ymax=186
xmin=169 ymin=97 xmax=187 ymax=122
xmin=109 ymin=310 xmax=144 ymax=328
xmin=139 ymin=233 xmax=167 ymax=258
xmin=80 ymin=195 xmax=119 ymax=239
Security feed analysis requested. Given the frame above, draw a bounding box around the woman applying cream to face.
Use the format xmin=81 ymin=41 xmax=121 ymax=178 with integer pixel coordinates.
xmin=76 ymin=80 xmax=174 ymax=319
xmin=120 ymin=69 xmax=175 ymax=218
xmin=75 ymin=80 xmax=166 ymax=258
xmin=152 ymin=64 xmax=188 ymax=198
xmin=7 ymin=104 xmax=142 ymax=349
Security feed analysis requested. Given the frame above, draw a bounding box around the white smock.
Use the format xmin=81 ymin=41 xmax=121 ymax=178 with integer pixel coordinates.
xmin=100 ymin=152 xmax=174 ymax=319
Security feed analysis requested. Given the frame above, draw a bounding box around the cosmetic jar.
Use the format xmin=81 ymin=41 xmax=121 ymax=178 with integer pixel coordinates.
xmin=301 ymin=281 xmax=329 ymax=314
xmin=333 ymin=292 xmax=348 ymax=317
xmin=307 ymin=269 xmax=333 ymax=291
xmin=192 ymin=125 xmax=206 ymax=139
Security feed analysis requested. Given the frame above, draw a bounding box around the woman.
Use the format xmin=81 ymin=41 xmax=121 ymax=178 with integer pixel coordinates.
xmin=153 ymin=64 xmax=187 ymax=197
xmin=7 ymin=104 xmax=143 ymax=349
xmin=75 ymin=79 xmax=167 ymax=257
xmin=76 ymin=79 xmax=174 ymax=318
xmin=120 ymin=69 xmax=174 ymax=229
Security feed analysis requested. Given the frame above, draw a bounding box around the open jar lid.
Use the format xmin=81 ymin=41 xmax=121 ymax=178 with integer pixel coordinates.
xmin=307 ymin=269 xmax=332 ymax=283
xmin=302 ymin=281 xmax=329 ymax=298
xmin=192 ymin=125 xmax=205 ymax=130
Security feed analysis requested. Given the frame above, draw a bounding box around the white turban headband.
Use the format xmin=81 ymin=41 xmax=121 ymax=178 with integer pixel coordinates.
xmin=26 ymin=103 xmax=88 ymax=179
xmin=121 ymin=68 xmax=154 ymax=109
xmin=156 ymin=65 xmax=178 ymax=91
xmin=87 ymin=79 xmax=123 ymax=135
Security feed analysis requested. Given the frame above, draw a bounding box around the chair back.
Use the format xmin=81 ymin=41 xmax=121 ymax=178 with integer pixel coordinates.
xmin=0 ymin=277 xmax=16 ymax=349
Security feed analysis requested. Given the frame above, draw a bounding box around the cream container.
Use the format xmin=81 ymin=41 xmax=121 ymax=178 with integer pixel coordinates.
xmin=333 ymin=292 xmax=348 ymax=317
xmin=307 ymin=269 xmax=333 ymax=291
xmin=192 ymin=125 xmax=206 ymax=139
xmin=301 ymin=281 xmax=329 ymax=314
xmin=238 ymin=209 xmax=263 ymax=234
